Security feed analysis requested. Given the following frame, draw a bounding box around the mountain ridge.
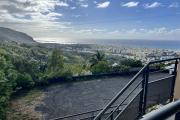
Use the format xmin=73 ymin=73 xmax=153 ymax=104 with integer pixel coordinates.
xmin=0 ymin=27 xmax=36 ymax=44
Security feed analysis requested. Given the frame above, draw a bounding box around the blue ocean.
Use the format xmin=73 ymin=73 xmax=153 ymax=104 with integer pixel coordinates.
xmin=74 ymin=39 xmax=180 ymax=51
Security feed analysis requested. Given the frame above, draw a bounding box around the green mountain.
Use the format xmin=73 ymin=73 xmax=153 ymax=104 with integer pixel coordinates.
xmin=0 ymin=27 xmax=36 ymax=44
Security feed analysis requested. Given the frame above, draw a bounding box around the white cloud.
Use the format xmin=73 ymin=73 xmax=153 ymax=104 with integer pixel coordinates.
xmin=97 ymin=1 xmax=110 ymax=8
xmin=71 ymin=7 xmax=77 ymax=10
xmin=169 ymin=3 xmax=179 ymax=8
xmin=107 ymin=27 xmax=180 ymax=40
xmin=94 ymin=1 xmax=98 ymax=4
xmin=57 ymin=2 xmax=69 ymax=7
xmin=108 ymin=30 xmax=119 ymax=34
xmin=122 ymin=2 xmax=139 ymax=8
xmin=144 ymin=2 xmax=161 ymax=9
xmin=72 ymin=15 xmax=81 ymax=18
xmin=74 ymin=28 xmax=106 ymax=34
xmin=76 ymin=0 xmax=89 ymax=8
xmin=93 ymin=29 xmax=106 ymax=32
xmin=0 ymin=0 xmax=71 ymax=39
xmin=80 ymin=4 xmax=88 ymax=8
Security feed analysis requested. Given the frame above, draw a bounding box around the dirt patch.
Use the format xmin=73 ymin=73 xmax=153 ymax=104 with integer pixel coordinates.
xmin=7 ymin=89 xmax=44 ymax=120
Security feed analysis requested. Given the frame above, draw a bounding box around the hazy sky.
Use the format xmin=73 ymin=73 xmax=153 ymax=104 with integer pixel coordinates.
xmin=0 ymin=0 xmax=180 ymax=43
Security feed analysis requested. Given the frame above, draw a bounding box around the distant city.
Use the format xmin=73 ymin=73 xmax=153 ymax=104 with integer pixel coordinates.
xmin=58 ymin=43 xmax=180 ymax=64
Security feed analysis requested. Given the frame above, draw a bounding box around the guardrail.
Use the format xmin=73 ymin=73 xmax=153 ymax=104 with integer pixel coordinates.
xmin=94 ymin=58 xmax=180 ymax=120
xmin=51 ymin=104 xmax=126 ymax=120
xmin=141 ymin=99 xmax=180 ymax=120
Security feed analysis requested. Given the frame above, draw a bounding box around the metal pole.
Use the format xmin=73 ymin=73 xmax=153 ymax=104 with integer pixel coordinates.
xmin=138 ymin=69 xmax=146 ymax=117
xmin=170 ymin=60 xmax=178 ymax=102
xmin=142 ymin=65 xmax=149 ymax=115
xmin=110 ymin=111 xmax=113 ymax=120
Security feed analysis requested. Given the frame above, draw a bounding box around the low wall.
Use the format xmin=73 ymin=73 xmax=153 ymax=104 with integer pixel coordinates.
xmin=47 ymin=67 xmax=165 ymax=84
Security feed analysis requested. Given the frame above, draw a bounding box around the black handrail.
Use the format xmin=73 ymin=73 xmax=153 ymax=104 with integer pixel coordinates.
xmin=105 ymin=79 xmax=143 ymax=120
xmin=140 ymin=100 xmax=180 ymax=120
xmin=94 ymin=64 xmax=149 ymax=120
xmin=50 ymin=104 xmax=127 ymax=120
xmin=114 ymin=90 xmax=143 ymax=120
xmin=94 ymin=57 xmax=180 ymax=120
xmin=149 ymin=58 xmax=180 ymax=64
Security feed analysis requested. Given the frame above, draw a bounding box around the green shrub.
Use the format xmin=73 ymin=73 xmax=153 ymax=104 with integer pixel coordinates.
xmin=60 ymin=69 xmax=73 ymax=80
xmin=0 ymin=71 xmax=11 ymax=120
xmin=120 ymin=59 xmax=143 ymax=67
xmin=16 ymin=73 xmax=35 ymax=89
xmin=152 ymin=63 xmax=165 ymax=70
xmin=91 ymin=61 xmax=110 ymax=74
xmin=112 ymin=65 xmax=130 ymax=72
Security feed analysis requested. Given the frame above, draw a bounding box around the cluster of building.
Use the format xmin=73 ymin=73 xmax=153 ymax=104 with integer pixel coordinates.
xmin=95 ymin=45 xmax=179 ymax=63
xmin=61 ymin=44 xmax=180 ymax=63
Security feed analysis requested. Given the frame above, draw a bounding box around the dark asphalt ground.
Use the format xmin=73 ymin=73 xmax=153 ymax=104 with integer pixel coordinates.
xmin=36 ymin=72 xmax=171 ymax=120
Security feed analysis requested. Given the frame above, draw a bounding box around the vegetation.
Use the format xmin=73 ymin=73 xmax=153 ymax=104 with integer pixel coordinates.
xmin=0 ymin=42 xmax=143 ymax=119
xmin=111 ymin=65 xmax=130 ymax=73
xmin=151 ymin=63 xmax=166 ymax=70
xmin=120 ymin=59 xmax=143 ymax=67
xmin=7 ymin=89 xmax=43 ymax=120
xmin=90 ymin=50 xmax=105 ymax=67
xmin=91 ymin=61 xmax=110 ymax=74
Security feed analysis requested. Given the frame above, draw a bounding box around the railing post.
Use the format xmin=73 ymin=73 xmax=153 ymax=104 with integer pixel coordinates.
xmin=138 ymin=65 xmax=149 ymax=117
xmin=110 ymin=111 xmax=113 ymax=120
xmin=170 ymin=60 xmax=178 ymax=102
xmin=138 ymin=69 xmax=146 ymax=117
xmin=142 ymin=65 xmax=149 ymax=115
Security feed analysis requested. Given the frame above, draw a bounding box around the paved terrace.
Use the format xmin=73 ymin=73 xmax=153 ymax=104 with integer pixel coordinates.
xmin=36 ymin=72 xmax=171 ymax=120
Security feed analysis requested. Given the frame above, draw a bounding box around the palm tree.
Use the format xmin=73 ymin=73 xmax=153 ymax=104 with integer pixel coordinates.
xmin=90 ymin=50 xmax=105 ymax=67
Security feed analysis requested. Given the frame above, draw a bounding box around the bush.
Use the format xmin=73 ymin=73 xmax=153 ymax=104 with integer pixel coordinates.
xmin=6 ymin=69 xmax=18 ymax=90
xmin=16 ymin=73 xmax=35 ymax=89
xmin=60 ymin=69 xmax=73 ymax=80
xmin=35 ymin=73 xmax=49 ymax=86
xmin=120 ymin=59 xmax=143 ymax=67
xmin=91 ymin=61 xmax=110 ymax=74
xmin=0 ymin=56 xmax=7 ymax=70
xmin=0 ymin=71 xmax=11 ymax=120
xmin=112 ymin=65 xmax=130 ymax=72
xmin=64 ymin=63 xmax=88 ymax=76
xmin=152 ymin=63 xmax=165 ymax=70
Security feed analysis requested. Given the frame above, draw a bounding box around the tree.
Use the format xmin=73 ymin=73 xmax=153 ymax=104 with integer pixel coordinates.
xmin=48 ymin=49 xmax=64 ymax=72
xmin=16 ymin=73 xmax=34 ymax=89
xmin=6 ymin=69 xmax=18 ymax=90
xmin=91 ymin=61 xmax=110 ymax=74
xmin=90 ymin=50 xmax=105 ymax=67
xmin=0 ymin=71 xmax=12 ymax=120
xmin=0 ymin=55 xmax=7 ymax=70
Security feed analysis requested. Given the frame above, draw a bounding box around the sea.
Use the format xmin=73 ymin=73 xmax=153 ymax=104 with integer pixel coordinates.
xmin=73 ymin=39 xmax=180 ymax=51
xmin=38 ymin=38 xmax=180 ymax=51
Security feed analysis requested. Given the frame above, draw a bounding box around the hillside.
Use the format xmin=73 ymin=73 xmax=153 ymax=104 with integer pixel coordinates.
xmin=0 ymin=27 xmax=36 ymax=44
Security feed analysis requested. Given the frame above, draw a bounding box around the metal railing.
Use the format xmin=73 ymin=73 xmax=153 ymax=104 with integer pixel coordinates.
xmin=51 ymin=58 xmax=180 ymax=120
xmin=51 ymin=104 xmax=127 ymax=120
xmin=140 ymin=99 xmax=180 ymax=120
xmin=94 ymin=58 xmax=180 ymax=120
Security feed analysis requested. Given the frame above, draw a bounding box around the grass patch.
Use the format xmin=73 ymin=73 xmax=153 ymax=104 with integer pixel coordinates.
xmin=6 ymin=89 xmax=44 ymax=120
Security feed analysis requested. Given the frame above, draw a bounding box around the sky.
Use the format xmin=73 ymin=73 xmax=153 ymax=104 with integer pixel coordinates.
xmin=0 ymin=0 xmax=180 ymax=43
